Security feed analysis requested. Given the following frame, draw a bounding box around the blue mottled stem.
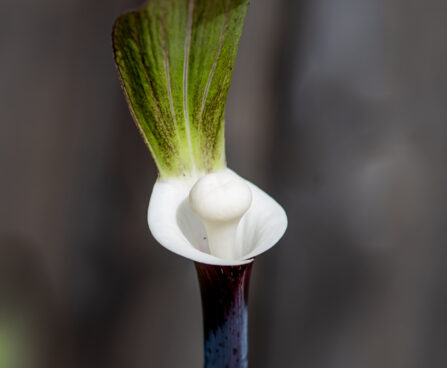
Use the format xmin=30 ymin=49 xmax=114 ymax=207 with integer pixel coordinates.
xmin=195 ymin=262 xmax=253 ymax=368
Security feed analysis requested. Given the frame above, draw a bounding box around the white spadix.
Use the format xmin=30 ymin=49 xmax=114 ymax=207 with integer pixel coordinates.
xmin=189 ymin=171 xmax=252 ymax=260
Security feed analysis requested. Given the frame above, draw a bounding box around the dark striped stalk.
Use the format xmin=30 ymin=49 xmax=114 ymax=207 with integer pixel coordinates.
xmin=195 ymin=262 xmax=253 ymax=368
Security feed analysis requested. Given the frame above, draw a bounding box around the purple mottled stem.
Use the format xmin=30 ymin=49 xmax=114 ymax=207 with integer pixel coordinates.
xmin=195 ymin=262 xmax=253 ymax=368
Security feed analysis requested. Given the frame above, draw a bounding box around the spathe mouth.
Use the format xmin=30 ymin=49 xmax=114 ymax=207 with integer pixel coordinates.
xmin=148 ymin=168 xmax=288 ymax=265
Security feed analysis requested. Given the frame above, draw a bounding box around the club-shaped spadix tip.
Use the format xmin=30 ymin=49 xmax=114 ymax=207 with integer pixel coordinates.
xmin=189 ymin=170 xmax=252 ymax=259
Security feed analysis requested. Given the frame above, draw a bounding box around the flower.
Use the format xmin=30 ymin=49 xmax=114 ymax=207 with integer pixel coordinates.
xmin=112 ymin=0 xmax=287 ymax=266
xmin=148 ymin=168 xmax=287 ymax=265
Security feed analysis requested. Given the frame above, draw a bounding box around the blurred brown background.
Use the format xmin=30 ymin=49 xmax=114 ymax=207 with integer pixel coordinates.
xmin=1 ymin=0 xmax=447 ymax=367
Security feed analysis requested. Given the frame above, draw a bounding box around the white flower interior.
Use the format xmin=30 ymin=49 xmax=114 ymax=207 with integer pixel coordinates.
xmin=148 ymin=168 xmax=287 ymax=265
xmin=189 ymin=170 xmax=252 ymax=260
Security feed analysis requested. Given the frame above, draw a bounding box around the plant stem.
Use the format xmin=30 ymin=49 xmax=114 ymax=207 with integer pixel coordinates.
xmin=195 ymin=262 xmax=253 ymax=368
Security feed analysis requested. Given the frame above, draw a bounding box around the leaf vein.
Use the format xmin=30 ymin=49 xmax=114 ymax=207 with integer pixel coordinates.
xmin=199 ymin=0 xmax=231 ymax=120
xmin=183 ymin=0 xmax=196 ymax=173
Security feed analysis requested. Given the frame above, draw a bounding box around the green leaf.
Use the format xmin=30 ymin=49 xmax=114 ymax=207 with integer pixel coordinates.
xmin=113 ymin=0 xmax=249 ymax=178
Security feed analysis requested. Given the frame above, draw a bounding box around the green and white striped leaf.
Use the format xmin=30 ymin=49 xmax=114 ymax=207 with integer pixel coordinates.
xmin=113 ymin=0 xmax=249 ymax=178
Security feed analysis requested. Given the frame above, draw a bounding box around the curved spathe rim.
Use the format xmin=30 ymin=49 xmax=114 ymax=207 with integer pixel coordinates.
xmin=148 ymin=169 xmax=287 ymax=266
